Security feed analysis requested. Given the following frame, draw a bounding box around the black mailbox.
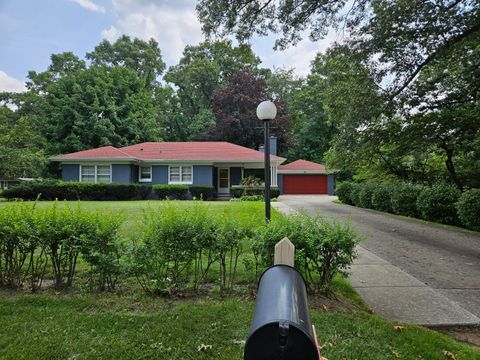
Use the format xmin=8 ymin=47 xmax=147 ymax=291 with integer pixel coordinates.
xmin=244 ymin=265 xmax=320 ymax=360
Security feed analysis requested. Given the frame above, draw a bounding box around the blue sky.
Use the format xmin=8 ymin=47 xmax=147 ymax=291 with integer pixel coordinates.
xmin=0 ymin=0 xmax=335 ymax=92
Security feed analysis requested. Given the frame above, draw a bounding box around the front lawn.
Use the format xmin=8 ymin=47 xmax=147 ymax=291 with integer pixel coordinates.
xmin=0 ymin=200 xmax=478 ymax=359
xmin=1 ymin=292 xmax=478 ymax=360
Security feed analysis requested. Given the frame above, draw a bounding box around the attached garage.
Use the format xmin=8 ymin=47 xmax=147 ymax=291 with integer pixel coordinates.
xmin=277 ymin=159 xmax=334 ymax=195
xmin=283 ymin=174 xmax=328 ymax=194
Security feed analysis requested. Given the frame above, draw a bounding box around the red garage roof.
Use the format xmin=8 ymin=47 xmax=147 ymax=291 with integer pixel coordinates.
xmin=278 ymin=159 xmax=326 ymax=171
xmin=51 ymin=142 xmax=284 ymax=162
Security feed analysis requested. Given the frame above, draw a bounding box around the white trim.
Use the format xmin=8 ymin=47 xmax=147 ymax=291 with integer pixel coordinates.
xmin=277 ymin=169 xmax=326 ymax=174
xmin=271 ymin=166 xmax=278 ymax=187
xmin=168 ymin=165 xmax=193 ymax=185
xmin=79 ymin=164 xmax=112 ymax=183
xmin=138 ymin=165 xmax=152 ymax=182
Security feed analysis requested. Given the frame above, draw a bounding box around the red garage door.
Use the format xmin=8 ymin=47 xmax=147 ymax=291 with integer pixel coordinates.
xmin=283 ymin=175 xmax=328 ymax=194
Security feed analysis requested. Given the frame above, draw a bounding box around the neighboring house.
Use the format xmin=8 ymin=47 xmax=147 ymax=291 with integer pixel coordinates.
xmin=50 ymin=138 xmax=334 ymax=196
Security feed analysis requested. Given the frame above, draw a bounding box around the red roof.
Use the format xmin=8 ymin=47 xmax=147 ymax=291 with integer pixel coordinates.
xmin=278 ymin=159 xmax=325 ymax=171
xmin=53 ymin=146 xmax=134 ymax=160
xmin=51 ymin=142 xmax=284 ymax=162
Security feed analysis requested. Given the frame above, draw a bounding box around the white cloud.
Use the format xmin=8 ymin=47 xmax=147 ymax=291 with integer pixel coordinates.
xmin=254 ymin=31 xmax=339 ymax=76
xmin=101 ymin=0 xmax=338 ymax=75
xmin=0 ymin=71 xmax=26 ymax=93
xmin=70 ymin=0 xmax=106 ymax=13
xmin=102 ymin=0 xmax=204 ymax=64
xmin=101 ymin=25 xmax=120 ymax=41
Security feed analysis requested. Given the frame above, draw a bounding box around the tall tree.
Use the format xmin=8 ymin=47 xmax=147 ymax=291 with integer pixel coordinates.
xmin=86 ymin=35 xmax=165 ymax=88
xmin=208 ymin=70 xmax=291 ymax=154
xmin=163 ymin=40 xmax=264 ymax=140
xmin=0 ymin=107 xmax=45 ymax=179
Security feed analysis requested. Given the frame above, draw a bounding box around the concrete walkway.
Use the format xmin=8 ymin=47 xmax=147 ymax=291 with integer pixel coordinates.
xmin=272 ymin=199 xmax=480 ymax=326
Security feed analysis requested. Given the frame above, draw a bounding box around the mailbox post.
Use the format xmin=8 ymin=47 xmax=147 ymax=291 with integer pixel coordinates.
xmin=244 ymin=237 xmax=321 ymax=360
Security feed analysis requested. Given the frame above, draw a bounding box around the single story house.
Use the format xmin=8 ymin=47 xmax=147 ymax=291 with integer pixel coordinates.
xmin=0 ymin=179 xmax=19 ymax=190
xmin=50 ymin=138 xmax=334 ymax=196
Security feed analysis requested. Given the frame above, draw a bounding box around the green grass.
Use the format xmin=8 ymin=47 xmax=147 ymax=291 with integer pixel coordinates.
xmin=0 ymin=200 xmax=478 ymax=359
xmin=0 ymin=292 xmax=478 ymax=360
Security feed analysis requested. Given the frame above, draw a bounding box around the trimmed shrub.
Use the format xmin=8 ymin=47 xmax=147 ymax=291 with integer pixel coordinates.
xmin=3 ymin=181 xmax=152 ymax=201
xmin=391 ymin=184 xmax=422 ymax=217
xmin=189 ymin=185 xmax=214 ymax=200
xmin=230 ymin=186 xmax=280 ymax=198
xmin=153 ymin=184 xmax=189 ymax=200
xmin=336 ymin=181 xmax=355 ymax=205
xmin=255 ymin=212 xmax=360 ymax=294
xmin=128 ymin=202 xmax=215 ymax=294
xmin=358 ymin=183 xmax=376 ymax=209
xmin=456 ymin=189 xmax=480 ymax=231
xmin=371 ymin=184 xmax=393 ymax=213
xmin=0 ymin=201 xmax=123 ymax=290
xmin=416 ymin=183 xmax=461 ymax=225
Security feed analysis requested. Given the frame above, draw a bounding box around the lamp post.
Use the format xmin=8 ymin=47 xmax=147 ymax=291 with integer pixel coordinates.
xmin=256 ymin=100 xmax=277 ymax=223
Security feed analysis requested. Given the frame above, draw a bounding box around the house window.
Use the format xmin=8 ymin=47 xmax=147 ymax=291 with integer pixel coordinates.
xmin=139 ymin=166 xmax=152 ymax=182
xmin=97 ymin=165 xmax=111 ymax=183
xmin=169 ymin=165 xmax=193 ymax=184
xmin=80 ymin=165 xmax=111 ymax=183
xmin=81 ymin=165 xmax=96 ymax=183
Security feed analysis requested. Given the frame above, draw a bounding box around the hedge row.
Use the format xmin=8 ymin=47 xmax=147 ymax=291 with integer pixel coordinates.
xmin=1 ymin=201 xmax=360 ymax=295
xmin=336 ymin=182 xmax=480 ymax=231
xmin=152 ymin=184 xmax=214 ymax=200
xmin=3 ymin=181 xmax=216 ymax=201
xmin=230 ymin=186 xmax=280 ymax=198
xmin=3 ymin=181 xmax=151 ymax=200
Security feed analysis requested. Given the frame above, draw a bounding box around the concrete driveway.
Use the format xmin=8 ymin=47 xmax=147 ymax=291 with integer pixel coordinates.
xmin=276 ymin=195 xmax=480 ymax=325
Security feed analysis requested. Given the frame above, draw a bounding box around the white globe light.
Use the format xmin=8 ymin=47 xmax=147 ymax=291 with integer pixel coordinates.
xmin=256 ymin=100 xmax=277 ymax=121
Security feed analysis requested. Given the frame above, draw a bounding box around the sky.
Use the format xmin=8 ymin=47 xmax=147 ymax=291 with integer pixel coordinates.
xmin=0 ymin=0 xmax=336 ymax=93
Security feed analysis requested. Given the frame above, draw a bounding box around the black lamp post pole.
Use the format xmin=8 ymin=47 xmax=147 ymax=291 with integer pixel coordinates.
xmin=264 ymin=120 xmax=271 ymax=223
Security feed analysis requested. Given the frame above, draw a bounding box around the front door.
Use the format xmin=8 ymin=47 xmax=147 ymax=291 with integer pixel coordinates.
xmin=217 ymin=168 xmax=230 ymax=194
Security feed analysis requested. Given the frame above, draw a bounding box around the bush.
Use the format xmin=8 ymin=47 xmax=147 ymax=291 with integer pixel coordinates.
xmin=0 ymin=201 xmax=123 ymax=290
xmin=336 ymin=182 xmax=355 ymax=205
xmin=80 ymin=213 xmax=124 ymax=291
xmin=254 ymin=212 xmax=360 ymax=294
xmin=371 ymin=184 xmax=393 ymax=213
xmin=358 ymin=183 xmax=376 ymax=209
xmin=3 ymin=181 xmax=152 ymax=201
xmin=153 ymin=184 xmax=189 ymax=200
xmin=189 ymin=186 xmax=214 ymax=200
xmin=349 ymin=183 xmax=362 ymax=207
xmin=391 ymin=184 xmax=422 ymax=217
xmin=230 ymin=186 xmax=280 ymax=198
xmin=129 ymin=202 xmax=215 ymax=294
xmin=416 ymin=183 xmax=461 ymax=225
xmin=456 ymin=189 xmax=480 ymax=231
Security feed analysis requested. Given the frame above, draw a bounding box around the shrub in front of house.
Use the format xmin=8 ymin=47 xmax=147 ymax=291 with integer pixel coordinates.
xmin=254 ymin=212 xmax=360 ymax=294
xmin=152 ymin=184 xmax=189 ymax=200
xmin=416 ymin=183 xmax=461 ymax=225
xmin=335 ymin=181 xmax=355 ymax=205
xmin=3 ymin=181 xmax=151 ymax=201
xmin=189 ymin=185 xmax=215 ymax=200
xmin=456 ymin=189 xmax=480 ymax=231
xmin=390 ymin=183 xmax=422 ymax=218
xmin=357 ymin=182 xmax=377 ymax=209
xmin=371 ymin=184 xmax=394 ymax=213
xmin=230 ymin=186 xmax=280 ymax=198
